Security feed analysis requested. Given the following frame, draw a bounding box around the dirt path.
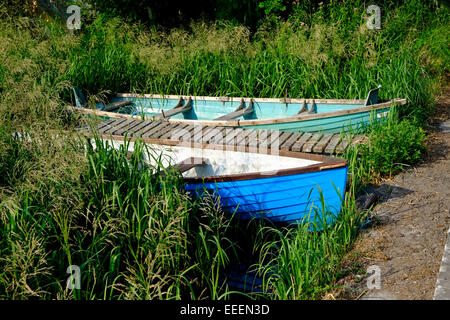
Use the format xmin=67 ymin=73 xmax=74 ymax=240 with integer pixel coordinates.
xmin=329 ymin=88 xmax=450 ymax=300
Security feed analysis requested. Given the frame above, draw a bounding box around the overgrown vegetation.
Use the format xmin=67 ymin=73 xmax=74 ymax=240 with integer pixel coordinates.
xmin=0 ymin=1 xmax=448 ymax=299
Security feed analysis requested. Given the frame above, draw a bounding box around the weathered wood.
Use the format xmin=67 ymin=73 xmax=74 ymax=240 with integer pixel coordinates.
xmin=141 ymin=122 xmax=168 ymax=138
xmin=335 ymin=138 xmax=350 ymax=153
xmin=280 ymin=132 xmax=303 ymax=151
xmin=96 ymin=119 xmax=116 ymax=131
xmin=98 ymin=119 xmax=128 ymax=134
xmin=224 ymin=128 xmax=244 ymax=145
xmin=324 ymin=134 xmax=342 ymax=154
xmin=110 ymin=119 xmax=139 ymax=135
xmin=249 ymin=130 xmax=269 ymax=149
xmin=157 ymin=97 xmax=192 ymax=119
xmin=103 ymin=100 xmax=132 ymax=112
xmin=127 ymin=120 xmax=153 ymax=137
xmin=207 ymin=127 xmax=227 ymax=144
xmin=302 ymin=133 xmax=322 ymax=153
xmin=313 ymin=133 xmax=334 ymax=153
xmin=297 ymin=100 xmax=307 ymax=114
xmin=176 ymin=157 xmax=208 ymax=173
xmin=291 ymin=132 xmax=313 ymax=152
xmin=203 ymin=127 xmax=226 ymax=144
xmin=152 ymin=123 xmax=181 ymax=139
xmin=278 ymin=131 xmax=294 ymax=146
xmin=113 ymin=119 xmax=144 ymax=135
xmin=236 ymin=129 xmax=256 ymax=146
xmin=132 ymin=121 xmax=160 ymax=137
xmin=214 ymin=99 xmax=253 ymax=120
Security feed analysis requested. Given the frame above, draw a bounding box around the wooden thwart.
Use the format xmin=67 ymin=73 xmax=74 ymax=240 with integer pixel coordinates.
xmin=158 ymin=97 xmax=193 ymax=119
xmin=215 ymin=99 xmax=254 ymax=121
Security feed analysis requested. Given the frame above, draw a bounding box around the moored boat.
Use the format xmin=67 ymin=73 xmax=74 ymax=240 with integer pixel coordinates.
xmin=106 ymin=136 xmax=348 ymax=224
xmin=71 ymin=86 xmax=407 ymax=133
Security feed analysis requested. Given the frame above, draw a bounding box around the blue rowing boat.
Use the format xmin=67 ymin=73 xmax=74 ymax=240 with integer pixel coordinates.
xmin=72 ymin=86 xmax=406 ymax=133
xmin=108 ymin=137 xmax=348 ymax=224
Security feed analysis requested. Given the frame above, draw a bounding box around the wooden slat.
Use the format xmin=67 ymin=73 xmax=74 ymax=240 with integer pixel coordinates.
xmin=141 ymin=121 xmax=168 ymax=138
xmin=335 ymin=138 xmax=350 ymax=153
xmin=159 ymin=123 xmax=187 ymax=140
xmin=278 ymin=131 xmax=294 ymax=146
xmin=176 ymin=157 xmax=207 ymax=173
xmin=128 ymin=120 xmax=153 ymax=137
xmin=214 ymin=99 xmax=253 ymax=121
xmin=113 ymin=119 xmax=143 ymax=135
xmin=96 ymin=119 xmax=116 ymax=131
xmin=132 ymin=121 xmax=160 ymax=137
xmin=280 ymin=132 xmax=303 ymax=151
xmin=302 ymin=133 xmax=323 ymax=153
xmin=224 ymin=128 xmax=243 ymax=145
xmin=312 ymin=133 xmax=333 ymax=153
xmin=324 ymin=134 xmax=342 ymax=154
xmin=249 ymin=129 xmax=269 ymax=149
xmin=151 ymin=123 xmax=180 ymax=139
xmin=203 ymin=127 xmax=225 ymax=144
xmin=291 ymin=132 xmax=313 ymax=152
xmin=235 ymin=129 xmax=256 ymax=146
xmin=107 ymin=119 xmax=135 ymax=135
xmin=98 ymin=118 xmax=128 ymax=134
xmin=173 ymin=124 xmax=196 ymax=142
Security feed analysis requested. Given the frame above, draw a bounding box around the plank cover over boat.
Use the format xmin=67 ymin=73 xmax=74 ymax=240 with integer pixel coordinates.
xmin=108 ymin=136 xmax=348 ymax=224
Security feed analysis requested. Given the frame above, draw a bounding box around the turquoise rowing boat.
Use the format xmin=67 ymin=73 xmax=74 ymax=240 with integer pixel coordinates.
xmin=71 ymin=86 xmax=407 ymax=133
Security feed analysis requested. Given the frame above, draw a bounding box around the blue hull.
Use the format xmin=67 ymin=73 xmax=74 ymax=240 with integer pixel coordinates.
xmin=185 ymin=166 xmax=348 ymax=224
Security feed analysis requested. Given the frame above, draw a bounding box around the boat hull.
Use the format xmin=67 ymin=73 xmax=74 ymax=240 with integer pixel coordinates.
xmin=184 ymin=166 xmax=348 ymax=224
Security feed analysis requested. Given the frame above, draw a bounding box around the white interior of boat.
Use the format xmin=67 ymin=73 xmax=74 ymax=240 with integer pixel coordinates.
xmin=110 ymin=140 xmax=321 ymax=178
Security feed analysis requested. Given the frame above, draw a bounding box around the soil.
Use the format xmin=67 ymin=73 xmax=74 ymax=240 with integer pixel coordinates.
xmin=326 ymin=87 xmax=450 ymax=300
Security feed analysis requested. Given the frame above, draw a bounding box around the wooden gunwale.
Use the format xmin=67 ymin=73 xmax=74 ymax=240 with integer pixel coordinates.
xmin=96 ymin=133 xmax=348 ymax=183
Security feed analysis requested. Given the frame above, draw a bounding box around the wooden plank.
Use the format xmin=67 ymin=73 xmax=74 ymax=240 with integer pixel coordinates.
xmin=312 ymin=133 xmax=333 ymax=153
xmin=172 ymin=124 xmax=195 ymax=142
xmin=224 ymin=128 xmax=243 ymax=146
xmin=159 ymin=123 xmax=191 ymax=140
xmin=151 ymin=123 xmax=180 ymax=139
xmin=127 ymin=120 xmax=153 ymax=137
xmin=141 ymin=121 xmax=168 ymax=138
xmin=291 ymin=132 xmax=313 ymax=152
xmin=280 ymin=132 xmax=303 ymax=151
xmin=236 ymin=129 xmax=256 ymax=147
xmin=203 ymin=127 xmax=225 ymax=144
xmin=96 ymin=119 xmax=116 ymax=131
xmin=132 ymin=121 xmax=160 ymax=137
xmin=113 ymin=119 xmax=144 ymax=136
xmin=214 ymin=99 xmax=253 ymax=120
xmin=302 ymin=133 xmax=323 ymax=153
xmin=248 ymin=129 xmax=269 ymax=149
xmin=98 ymin=118 xmax=128 ymax=134
xmin=160 ymin=157 xmax=207 ymax=176
xmin=157 ymin=97 xmax=192 ymax=119
xmin=103 ymin=100 xmax=132 ymax=112
xmin=335 ymin=138 xmax=350 ymax=153
xmin=278 ymin=131 xmax=294 ymax=146
xmin=107 ymin=119 xmax=136 ymax=135
xmin=324 ymin=134 xmax=342 ymax=154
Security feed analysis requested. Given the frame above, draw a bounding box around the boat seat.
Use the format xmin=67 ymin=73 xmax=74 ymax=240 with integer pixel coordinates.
xmin=215 ymin=99 xmax=253 ymax=120
xmin=156 ymin=97 xmax=193 ymax=119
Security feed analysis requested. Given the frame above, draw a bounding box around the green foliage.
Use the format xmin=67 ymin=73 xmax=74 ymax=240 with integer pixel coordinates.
xmin=363 ymin=112 xmax=427 ymax=176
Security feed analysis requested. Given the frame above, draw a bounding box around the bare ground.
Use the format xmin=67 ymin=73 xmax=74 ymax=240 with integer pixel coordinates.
xmin=327 ymin=88 xmax=450 ymax=300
